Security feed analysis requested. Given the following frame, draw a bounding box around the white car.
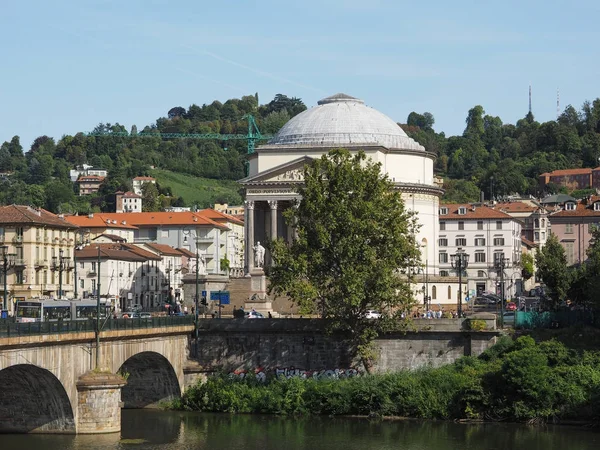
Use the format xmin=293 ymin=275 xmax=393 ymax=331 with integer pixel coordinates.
xmin=365 ymin=310 xmax=382 ymax=319
xmin=245 ymin=311 xmax=265 ymax=319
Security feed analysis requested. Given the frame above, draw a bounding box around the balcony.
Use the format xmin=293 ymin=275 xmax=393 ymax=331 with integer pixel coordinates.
xmin=14 ymin=258 xmax=26 ymax=267
xmin=12 ymin=236 xmax=23 ymax=245
xmin=0 ymin=234 xmax=4 ymax=243
xmin=195 ymin=236 xmax=213 ymax=243
xmin=35 ymin=259 xmax=48 ymax=268
xmin=36 ymin=234 xmax=43 ymax=242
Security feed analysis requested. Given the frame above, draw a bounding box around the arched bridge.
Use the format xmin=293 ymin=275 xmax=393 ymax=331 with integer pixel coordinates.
xmin=0 ymin=318 xmax=195 ymax=434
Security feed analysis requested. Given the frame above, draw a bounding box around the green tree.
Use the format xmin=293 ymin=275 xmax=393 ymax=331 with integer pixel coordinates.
xmin=535 ymin=234 xmax=571 ymax=308
xmin=520 ymin=253 xmax=535 ymax=281
xmin=267 ymin=149 xmax=421 ymax=371
xmin=141 ymin=182 xmax=161 ymax=212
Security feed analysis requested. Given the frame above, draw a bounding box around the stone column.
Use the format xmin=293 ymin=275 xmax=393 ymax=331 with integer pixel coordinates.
xmin=268 ymin=200 xmax=278 ymax=240
xmin=76 ymin=371 xmax=127 ymax=434
xmin=245 ymin=200 xmax=255 ymax=273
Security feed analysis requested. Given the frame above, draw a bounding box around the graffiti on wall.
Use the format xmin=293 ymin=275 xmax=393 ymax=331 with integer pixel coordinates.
xmin=228 ymin=367 xmax=362 ymax=382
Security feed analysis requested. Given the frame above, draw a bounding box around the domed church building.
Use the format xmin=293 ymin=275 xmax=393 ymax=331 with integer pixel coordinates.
xmin=239 ymin=93 xmax=443 ymax=277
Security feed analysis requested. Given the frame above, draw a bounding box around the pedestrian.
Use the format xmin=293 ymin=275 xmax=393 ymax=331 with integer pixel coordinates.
xmin=268 ymin=311 xmax=273 ymax=319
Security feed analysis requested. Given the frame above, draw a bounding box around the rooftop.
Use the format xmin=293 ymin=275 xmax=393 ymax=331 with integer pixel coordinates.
xmin=66 ymin=212 xmax=228 ymax=229
xmin=143 ymin=243 xmax=183 ymax=256
xmin=439 ymin=204 xmax=513 ymax=220
xmin=0 ymin=205 xmax=78 ymax=229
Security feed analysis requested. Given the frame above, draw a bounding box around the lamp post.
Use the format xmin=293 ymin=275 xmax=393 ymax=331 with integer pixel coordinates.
xmin=95 ymin=246 xmax=102 ymax=369
xmin=494 ymin=253 xmax=510 ymax=329
xmin=194 ymin=238 xmax=199 ymax=358
xmin=451 ymin=248 xmax=469 ymax=317
xmin=51 ymin=249 xmax=70 ymax=299
xmin=74 ymin=231 xmax=90 ymax=298
xmin=1 ymin=246 xmax=16 ymax=313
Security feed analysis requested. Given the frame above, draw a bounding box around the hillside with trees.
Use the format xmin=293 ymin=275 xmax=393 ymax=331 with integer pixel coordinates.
xmin=1 ymin=92 xmax=600 ymax=213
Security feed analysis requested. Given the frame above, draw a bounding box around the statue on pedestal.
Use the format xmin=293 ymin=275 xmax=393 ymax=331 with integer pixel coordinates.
xmin=253 ymin=241 xmax=265 ymax=268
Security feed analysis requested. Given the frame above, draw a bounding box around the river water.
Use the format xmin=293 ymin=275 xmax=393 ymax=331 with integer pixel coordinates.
xmin=2 ymin=410 xmax=599 ymax=450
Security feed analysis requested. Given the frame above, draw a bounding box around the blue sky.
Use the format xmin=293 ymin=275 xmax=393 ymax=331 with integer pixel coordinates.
xmin=1 ymin=0 xmax=599 ymax=150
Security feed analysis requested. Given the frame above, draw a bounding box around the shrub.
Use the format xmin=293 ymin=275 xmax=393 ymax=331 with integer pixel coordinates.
xmin=468 ymin=319 xmax=487 ymax=331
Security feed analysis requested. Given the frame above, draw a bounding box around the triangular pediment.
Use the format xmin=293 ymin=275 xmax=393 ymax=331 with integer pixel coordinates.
xmin=239 ymin=156 xmax=314 ymax=184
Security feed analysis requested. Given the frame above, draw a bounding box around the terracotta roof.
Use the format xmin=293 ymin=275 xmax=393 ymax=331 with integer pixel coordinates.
xmin=494 ymin=202 xmax=537 ymax=213
xmin=540 ymin=168 xmax=592 ymax=177
xmin=176 ymin=247 xmax=196 ymax=258
xmin=438 ymin=204 xmax=513 ymax=220
xmin=92 ymin=233 xmax=127 ymax=242
xmin=120 ymin=244 xmax=161 ymax=260
xmin=551 ymin=196 xmax=600 ymax=218
xmin=133 ymin=176 xmax=155 ymax=181
xmin=197 ymin=208 xmax=244 ymax=225
xmin=143 ymin=243 xmax=182 ymax=256
xmin=0 ymin=205 xmax=79 ymax=229
xmin=65 ymin=214 xmax=139 ymax=230
xmin=77 ymin=175 xmax=105 ymax=182
xmin=78 ymin=212 xmax=229 ymax=229
xmin=521 ymin=237 xmax=538 ymax=248
xmin=117 ymin=191 xmax=141 ymax=199
xmin=75 ymin=244 xmax=148 ymax=262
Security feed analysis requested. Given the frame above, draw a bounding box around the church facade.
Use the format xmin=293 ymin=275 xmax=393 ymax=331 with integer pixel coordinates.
xmin=239 ymin=94 xmax=443 ymax=279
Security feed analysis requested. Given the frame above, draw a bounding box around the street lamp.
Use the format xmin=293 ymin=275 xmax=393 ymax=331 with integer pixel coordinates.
xmin=51 ymin=249 xmax=71 ymax=299
xmin=494 ymin=253 xmax=510 ymax=328
xmin=74 ymin=231 xmax=90 ymax=298
xmin=1 ymin=246 xmax=16 ymax=313
xmin=451 ymin=248 xmax=469 ymax=317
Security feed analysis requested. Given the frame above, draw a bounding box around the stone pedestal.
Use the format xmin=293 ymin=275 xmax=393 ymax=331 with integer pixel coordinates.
xmin=76 ymin=371 xmax=127 ymax=434
xmin=244 ymin=269 xmax=272 ymax=315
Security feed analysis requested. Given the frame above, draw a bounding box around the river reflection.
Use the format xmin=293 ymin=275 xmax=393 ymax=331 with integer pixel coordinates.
xmin=2 ymin=410 xmax=599 ymax=450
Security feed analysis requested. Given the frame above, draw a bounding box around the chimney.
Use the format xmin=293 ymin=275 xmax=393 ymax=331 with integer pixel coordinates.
xmin=88 ymin=213 xmax=94 ymax=219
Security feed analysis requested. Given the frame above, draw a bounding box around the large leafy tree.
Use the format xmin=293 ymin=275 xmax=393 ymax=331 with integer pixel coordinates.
xmin=535 ymin=233 xmax=571 ymax=308
xmin=267 ymin=149 xmax=421 ymax=371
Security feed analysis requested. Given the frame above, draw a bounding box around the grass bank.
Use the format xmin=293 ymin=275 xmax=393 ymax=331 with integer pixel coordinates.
xmin=174 ymin=335 xmax=600 ymax=424
xmin=151 ymin=169 xmax=242 ymax=208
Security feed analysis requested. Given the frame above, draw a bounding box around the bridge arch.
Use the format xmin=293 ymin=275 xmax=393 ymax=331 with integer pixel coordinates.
xmin=0 ymin=364 xmax=75 ymax=434
xmin=118 ymin=351 xmax=181 ymax=408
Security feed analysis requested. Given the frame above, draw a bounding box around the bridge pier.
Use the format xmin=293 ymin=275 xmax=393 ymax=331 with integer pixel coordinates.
xmin=76 ymin=371 xmax=127 ymax=434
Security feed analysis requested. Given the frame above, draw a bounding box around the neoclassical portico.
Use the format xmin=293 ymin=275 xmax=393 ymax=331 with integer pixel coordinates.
xmin=239 ymin=93 xmax=443 ymax=276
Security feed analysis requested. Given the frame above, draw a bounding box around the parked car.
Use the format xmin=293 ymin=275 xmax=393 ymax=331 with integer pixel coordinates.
xmin=475 ymin=297 xmax=496 ymax=306
xmin=245 ymin=311 xmax=265 ymax=319
xmin=365 ymin=310 xmax=382 ymax=319
xmin=139 ymin=312 xmax=152 ymax=319
xmin=506 ymin=302 xmax=517 ymax=311
xmin=502 ymin=312 xmax=515 ymax=326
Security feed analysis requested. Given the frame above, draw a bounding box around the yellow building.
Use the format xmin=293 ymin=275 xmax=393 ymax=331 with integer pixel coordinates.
xmin=0 ymin=205 xmax=79 ymax=312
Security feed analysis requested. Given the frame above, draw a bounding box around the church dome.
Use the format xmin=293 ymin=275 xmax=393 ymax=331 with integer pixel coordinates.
xmin=266 ymin=93 xmax=424 ymax=151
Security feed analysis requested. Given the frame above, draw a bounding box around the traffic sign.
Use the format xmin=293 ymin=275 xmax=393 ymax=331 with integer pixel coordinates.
xmin=201 ymin=290 xmax=207 ymax=297
xmin=210 ymin=290 xmax=230 ymax=304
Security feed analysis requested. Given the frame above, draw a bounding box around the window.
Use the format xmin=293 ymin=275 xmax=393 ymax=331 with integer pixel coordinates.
xmin=542 ymin=218 xmax=546 ymax=227
xmin=80 ymin=261 xmax=84 ymax=269
xmin=91 ymin=262 xmax=96 ymax=272
xmin=565 ymin=223 xmax=573 ymax=234
xmin=477 ymin=221 xmax=483 ymax=230
xmin=43 ymin=271 xmax=48 ymax=284
xmin=535 ymin=232 xmax=540 ymax=240
xmin=493 ymin=237 xmax=505 ymax=246
xmin=455 ymin=238 xmax=467 ymax=246
xmin=92 ymin=279 xmax=96 ymax=294
xmin=16 ymin=227 xmax=23 ymax=238
xmin=432 ymin=286 xmax=437 ymax=300
xmin=16 ymin=270 xmax=24 ymax=284
xmin=35 ymin=271 xmax=40 ymax=285
xmin=477 ymin=270 xmax=486 ymax=278
xmin=475 ymin=253 xmax=486 ymax=263
xmin=448 ymin=286 xmax=452 ymax=299
xmin=496 ymin=221 xmax=503 ymax=230
xmin=440 ymin=270 xmax=449 ymax=277
xmin=458 ymin=207 xmax=467 ymax=215
xmin=438 ymin=238 xmax=448 ymax=247
xmin=440 ymin=222 xmax=446 ymax=231
xmin=458 ymin=222 xmax=464 ymax=230
xmin=80 ymin=279 xmax=84 ymax=289
xmin=565 ymin=202 xmax=576 ymax=211
xmin=534 ymin=218 xmax=540 ymax=228
xmin=474 ymin=238 xmax=485 ymax=246
xmin=542 ymin=232 xmax=546 ymax=240
xmin=439 ymin=207 xmax=448 ymax=215
xmin=439 ymin=253 xmax=448 ymax=263
xmin=565 ymin=242 xmax=575 ymax=265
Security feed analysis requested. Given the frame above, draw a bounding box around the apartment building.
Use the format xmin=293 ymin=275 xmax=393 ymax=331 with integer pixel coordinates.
xmin=494 ymin=201 xmax=550 ymax=248
xmin=548 ymin=196 xmax=600 ymax=266
xmin=116 ymin=191 xmax=142 ymax=213
xmin=76 ymin=175 xmax=105 ymax=196
xmin=438 ymin=204 xmax=523 ymax=298
xmin=132 ymin=176 xmax=156 ymax=195
xmin=0 ymin=205 xmax=79 ymax=311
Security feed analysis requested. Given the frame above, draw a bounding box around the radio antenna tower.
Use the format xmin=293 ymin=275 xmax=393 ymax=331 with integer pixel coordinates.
xmin=557 ymin=88 xmax=560 ymax=119
xmin=529 ymin=85 xmax=532 ymax=114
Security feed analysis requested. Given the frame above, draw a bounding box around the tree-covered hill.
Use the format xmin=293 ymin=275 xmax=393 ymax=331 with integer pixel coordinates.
xmin=1 ymin=92 xmax=600 ymax=213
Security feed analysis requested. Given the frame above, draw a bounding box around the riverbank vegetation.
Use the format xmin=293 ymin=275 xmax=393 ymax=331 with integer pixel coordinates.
xmin=175 ymin=335 xmax=600 ymax=424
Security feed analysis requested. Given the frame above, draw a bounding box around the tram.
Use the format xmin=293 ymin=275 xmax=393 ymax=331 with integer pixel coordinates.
xmin=15 ymin=299 xmax=110 ymax=323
